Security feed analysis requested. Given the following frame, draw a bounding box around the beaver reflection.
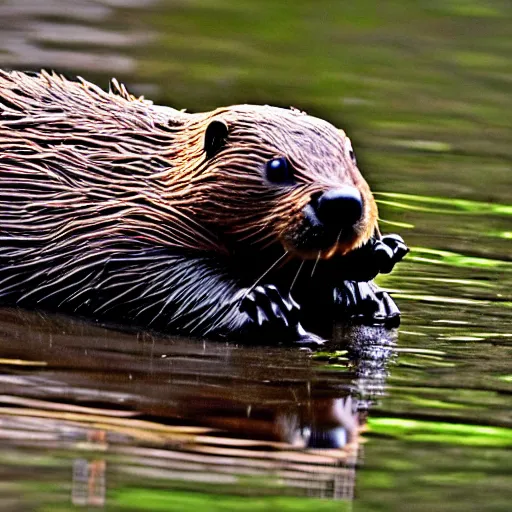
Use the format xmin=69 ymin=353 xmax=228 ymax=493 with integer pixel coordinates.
xmin=0 ymin=309 xmax=394 ymax=503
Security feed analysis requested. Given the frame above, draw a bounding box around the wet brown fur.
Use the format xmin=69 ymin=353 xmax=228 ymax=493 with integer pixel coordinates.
xmin=0 ymin=70 xmax=379 ymax=336
xmin=0 ymin=71 xmax=376 ymax=257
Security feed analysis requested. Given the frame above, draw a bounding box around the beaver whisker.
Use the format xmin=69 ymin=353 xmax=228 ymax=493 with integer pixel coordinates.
xmin=244 ymin=250 xmax=289 ymax=298
xmin=289 ymin=259 xmax=305 ymax=294
xmin=310 ymin=251 xmax=321 ymax=278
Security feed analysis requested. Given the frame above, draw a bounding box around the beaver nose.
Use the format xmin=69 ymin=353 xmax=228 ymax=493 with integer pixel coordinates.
xmin=315 ymin=187 xmax=363 ymax=228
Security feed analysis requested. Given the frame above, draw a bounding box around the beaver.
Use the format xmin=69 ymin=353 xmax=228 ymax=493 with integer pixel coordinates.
xmin=0 ymin=70 xmax=408 ymax=345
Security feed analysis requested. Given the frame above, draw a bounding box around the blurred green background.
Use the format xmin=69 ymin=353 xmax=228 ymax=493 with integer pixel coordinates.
xmin=141 ymin=0 xmax=512 ymax=204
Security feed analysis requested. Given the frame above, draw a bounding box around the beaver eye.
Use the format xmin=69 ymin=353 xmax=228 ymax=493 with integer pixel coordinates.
xmin=266 ymin=157 xmax=294 ymax=184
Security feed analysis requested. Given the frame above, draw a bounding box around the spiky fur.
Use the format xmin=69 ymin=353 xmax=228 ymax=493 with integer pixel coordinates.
xmin=0 ymin=70 xmax=378 ymax=337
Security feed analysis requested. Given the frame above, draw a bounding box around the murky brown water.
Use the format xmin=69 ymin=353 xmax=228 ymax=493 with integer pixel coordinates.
xmin=0 ymin=1 xmax=511 ymax=511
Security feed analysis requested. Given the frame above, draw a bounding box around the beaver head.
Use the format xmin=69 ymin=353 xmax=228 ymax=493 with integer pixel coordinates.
xmin=187 ymin=105 xmax=378 ymax=260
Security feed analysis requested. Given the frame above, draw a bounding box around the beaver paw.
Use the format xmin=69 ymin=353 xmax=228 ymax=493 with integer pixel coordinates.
xmin=240 ymin=285 xmax=300 ymax=328
xmin=342 ymin=233 xmax=409 ymax=282
xmin=335 ymin=281 xmax=400 ymax=328
xmin=373 ymin=234 xmax=409 ymax=274
xmin=240 ymin=285 xmax=324 ymax=347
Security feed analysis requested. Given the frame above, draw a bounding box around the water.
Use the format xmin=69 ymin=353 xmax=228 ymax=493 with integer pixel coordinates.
xmin=0 ymin=1 xmax=511 ymax=510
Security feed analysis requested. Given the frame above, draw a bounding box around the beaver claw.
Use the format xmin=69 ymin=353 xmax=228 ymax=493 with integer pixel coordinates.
xmin=374 ymin=234 xmax=409 ymax=274
xmin=335 ymin=281 xmax=400 ymax=328
xmin=240 ymin=285 xmax=324 ymax=346
xmin=342 ymin=233 xmax=409 ymax=282
xmin=240 ymin=285 xmax=300 ymax=328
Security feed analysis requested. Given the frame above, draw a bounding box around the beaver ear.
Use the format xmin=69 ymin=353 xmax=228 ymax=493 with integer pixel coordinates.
xmin=204 ymin=120 xmax=229 ymax=158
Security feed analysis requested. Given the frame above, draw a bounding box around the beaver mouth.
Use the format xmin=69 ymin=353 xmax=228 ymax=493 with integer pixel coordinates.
xmin=280 ymin=203 xmax=364 ymax=260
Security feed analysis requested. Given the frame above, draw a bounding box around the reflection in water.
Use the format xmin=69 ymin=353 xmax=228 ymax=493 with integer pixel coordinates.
xmin=72 ymin=431 xmax=107 ymax=507
xmin=0 ymin=308 xmax=395 ymax=506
